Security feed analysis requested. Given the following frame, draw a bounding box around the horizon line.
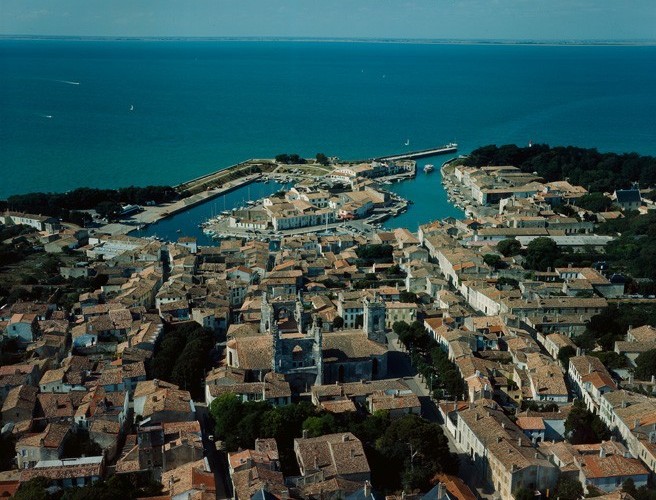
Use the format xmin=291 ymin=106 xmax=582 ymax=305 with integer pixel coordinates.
xmin=1 ymin=34 xmax=655 ymax=46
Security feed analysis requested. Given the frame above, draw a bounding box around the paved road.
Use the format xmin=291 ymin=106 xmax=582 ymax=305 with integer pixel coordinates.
xmin=196 ymin=404 xmax=230 ymax=499
xmin=386 ymin=332 xmax=496 ymax=499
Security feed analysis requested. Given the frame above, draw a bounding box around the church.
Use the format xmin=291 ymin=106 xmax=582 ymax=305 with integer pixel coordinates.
xmin=225 ymin=293 xmax=388 ymax=393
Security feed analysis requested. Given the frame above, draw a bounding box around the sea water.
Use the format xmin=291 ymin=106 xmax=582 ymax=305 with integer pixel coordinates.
xmin=1 ymin=40 xmax=655 ymax=233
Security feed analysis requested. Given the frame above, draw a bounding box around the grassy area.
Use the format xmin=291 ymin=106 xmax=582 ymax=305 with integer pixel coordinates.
xmin=180 ymin=161 xmax=277 ymax=195
xmin=274 ymin=163 xmax=334 ymax=176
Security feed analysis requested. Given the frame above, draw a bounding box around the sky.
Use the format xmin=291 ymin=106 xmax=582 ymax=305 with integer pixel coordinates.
xmin=0 ymin=0 xmax=655 ymax=41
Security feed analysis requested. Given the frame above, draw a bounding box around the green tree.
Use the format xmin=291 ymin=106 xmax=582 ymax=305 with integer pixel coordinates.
xmin=589 ymin=351 xmax=628 ymax=370
xmin=302 ymin=414 xmax=336 ymax=438
xmin=386 ymin=264 xmax=402 ymax=276
xmin=565 ymin=399 xmax=611 ymax=444
xmin=355 ymin=244 xmax=394 ymax=263
xmin=555 ymin=477 xmax=584 ymax=500
xmin=399 ymin=290 xmax=417 ymax=303
xmin=524 ymin=237 xmax=561 ymax=271
xmin=0 ymin=433 xmax=16 ymax=471
xmin=95 ymin=201 xmax=122 ymax=221
xmin=634 ymin=349 xmax=656 ymax=380
xmin=576 ymin=192 xmax=613 ymax=213
xmin=210 ymin=393 xmax=243 ymax=441
xmin=375 ymin=414 xmax=457 ymax=491
xmin=333 ymin=315 xmax=344 ymax=329
xmin=622 ymin=478 xmax=637 ymax=497
xmin=316 ymin=153 xmax=330 ymax=165
xmin=497 ymin=238 xmax=522 ymax=257
xmin=558 ymin=345 xmax=577 ymax=369
xmin=483 ymin=253 xmax=502 ymax=269
xmin=13 ymin=477 xmax=51 ymax=500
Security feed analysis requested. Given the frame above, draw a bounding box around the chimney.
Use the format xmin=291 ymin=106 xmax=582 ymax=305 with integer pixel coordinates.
xmin=342 ymin=434 xmax=349 ymax=442
xmin=576 ymin=347 xmax=581 ymax=356
xmin=634 ymin=419 xmax=640 ymax=430
xmin=437 ymin=482 xmax=446 ymax=499
xmin=350 ymin=448 xmax=355 ymax=459
xmin=153 ymin=379 xmax=159 ymax=388
xmin=501 ymin=422 xmax=505 ymax=429
xmin=302 ymin=429 xmax=308 ymax=439
xmin=364 ymin=481 xmax=371 ymax=498
xmin=518 ymin=437 xmax=522 ymax=447
xmin=599 ymin=446 xmax=606 ymax=458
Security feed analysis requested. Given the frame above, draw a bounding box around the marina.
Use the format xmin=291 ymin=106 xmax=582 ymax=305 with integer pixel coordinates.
xmin=93 ymin=143 xmax=459 ymax=239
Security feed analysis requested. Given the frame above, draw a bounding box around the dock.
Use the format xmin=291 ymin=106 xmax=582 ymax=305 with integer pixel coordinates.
xmin=375 ymin=143 xmax=458 ymax=162
xmin=96 ymin=144 xmax=447 ymax=237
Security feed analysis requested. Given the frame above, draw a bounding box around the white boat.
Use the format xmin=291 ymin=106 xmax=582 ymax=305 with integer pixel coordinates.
xmin=424 ymin=164 xmax=435 ymax=173
xmin=404 ymin=139 xmax=410 ymax=146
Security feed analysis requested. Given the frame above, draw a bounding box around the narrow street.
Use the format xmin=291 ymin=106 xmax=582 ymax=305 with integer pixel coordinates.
xmin=196 ymin=404 xmax=230 ymax=499
xmin=386 ymin=332 xmax=496 ymax=499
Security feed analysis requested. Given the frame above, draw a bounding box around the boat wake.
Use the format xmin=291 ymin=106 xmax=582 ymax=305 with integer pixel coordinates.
xmin=56 ymin=80 xmax=80 ymax=85
xmin=37 ymin=114 xmax=53 ymax=119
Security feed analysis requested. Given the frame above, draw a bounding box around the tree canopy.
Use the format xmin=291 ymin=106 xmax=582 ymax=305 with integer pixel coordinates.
xmin=464 ymin=144 xmax=656 ymax=193
xmin=315 ymin=153 xmax=330 ymax=165
xmin=208 ymin=392 xmax=457 ymax=494
xmin=355 ymin=244 xmax=394 ymax=263
xmin=4 ymin=186 xmax=176 ymax=223
xmin=634 ymin=349 xmax=656 ymax=381
xmin=565 ymin=399 xmax=611 ymax=444
xmin=152 ymin=323 xmax=215 ymax=400
xmin=554 ymin=477 xmax=584 ymax=500
xmin=275 ymin=153 xmax=306 ymax=164
xmin=497 ymin=238 xmax=522 ymax=257
xmin=375 ymin=414 xmax=457 ymax=491
xmin=523 ymin=237 xmax=561 ymax=271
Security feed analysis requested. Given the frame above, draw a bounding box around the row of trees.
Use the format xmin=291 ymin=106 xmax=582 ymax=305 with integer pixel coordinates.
xmin=151 ymin=323 xmax=215 ymax=400
xmin=355 ymin=244 xmax=394 ymax=264
xmin=393 ymin=321 xmax=466 ymax=400
xmin=463 ymin=143 xmax=656 ymax=193
xmin=209 ymin=393 xmax=457 ymax=492
xmin=274 ymin=153 xmax=307 ymax=164
xmin=273 ymin=153 xmax=330 ymax=165
xmin=14 ymin=475 xmax=163 ymax=500
xmin=1 ymin=185 xmax=177 ymax=224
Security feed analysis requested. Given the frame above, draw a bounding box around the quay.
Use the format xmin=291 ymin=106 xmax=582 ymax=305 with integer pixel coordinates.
xmin=94 ymin=144 xmax=435 ymax=238
xmin=97 ymin=173 xmax=263 ymax=236
xmin=375 ymin=143 xmax=458 ymax=162
xmin=176 ymin=159 xmax=276 ymax=195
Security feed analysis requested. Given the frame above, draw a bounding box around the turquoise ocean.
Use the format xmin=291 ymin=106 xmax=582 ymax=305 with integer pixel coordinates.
xmin=1 ymin=40 xmax=655 ymax=239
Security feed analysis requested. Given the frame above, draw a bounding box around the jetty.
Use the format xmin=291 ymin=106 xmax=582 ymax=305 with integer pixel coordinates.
xmin=176 ymin=159 xmax=276 ymax=195
xmin=95 ymin=145 xmax=442 ymax=237
xmin=375 ymin=143 xmax=458 ymax=162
